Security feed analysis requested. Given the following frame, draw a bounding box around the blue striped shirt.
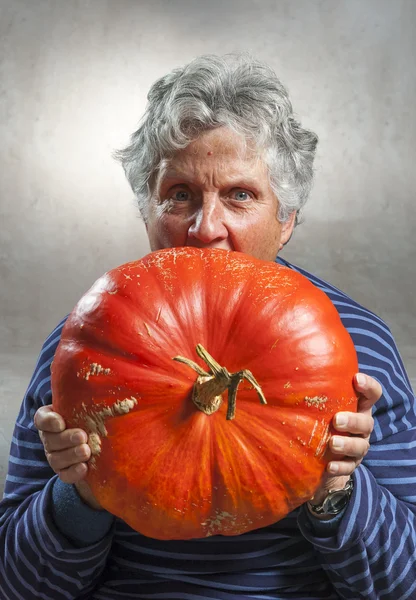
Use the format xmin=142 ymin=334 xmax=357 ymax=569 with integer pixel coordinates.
xmin=1 ymin=259 xmax=415 ymax=600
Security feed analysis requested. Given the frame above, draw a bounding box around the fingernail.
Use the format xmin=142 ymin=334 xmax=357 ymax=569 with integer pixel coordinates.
xmin=335 ymin=414 xmax=348 ymax=428
xmin=332 ymin=437 xmax=344 ymax=451
xmin=71 ymin=432 xmax=86 ymax=444
xmin=51 ymin=416 xmax=64 ymax=430
xmin=356 ymin=373 xmax=366 ymax=386
xmin=328 ymin=463 xmax=339 ymax=474
xmin=75 ymin=445 xmax=88 ymax=457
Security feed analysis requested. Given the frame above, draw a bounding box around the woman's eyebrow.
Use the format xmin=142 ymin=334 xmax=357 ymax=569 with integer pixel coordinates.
xmin=162 ymin=170 xmax=261 ymax=189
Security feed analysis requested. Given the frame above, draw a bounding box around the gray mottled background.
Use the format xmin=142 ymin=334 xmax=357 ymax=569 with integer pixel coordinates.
xmin=1 ymin=0 xmax=415 ymax=495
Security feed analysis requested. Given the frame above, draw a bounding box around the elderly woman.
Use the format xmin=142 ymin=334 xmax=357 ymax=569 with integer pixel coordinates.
xmin=1 ymin=54 xmax=415 ymax=600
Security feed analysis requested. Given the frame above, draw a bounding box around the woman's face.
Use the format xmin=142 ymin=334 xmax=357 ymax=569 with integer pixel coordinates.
xmin=146 ymin=127 xmax=295 ymax=261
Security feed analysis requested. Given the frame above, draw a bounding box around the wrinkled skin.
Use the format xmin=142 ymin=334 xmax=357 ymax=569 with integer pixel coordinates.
xmin=35 ymin=127 xmax=381 ymax=517
xmin=146 ymin=128 xmax=296 ymax=259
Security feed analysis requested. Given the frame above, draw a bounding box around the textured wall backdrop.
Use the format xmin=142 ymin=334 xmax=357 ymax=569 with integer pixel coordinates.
xmin=1 ymin=0 xmax=415 ymax=494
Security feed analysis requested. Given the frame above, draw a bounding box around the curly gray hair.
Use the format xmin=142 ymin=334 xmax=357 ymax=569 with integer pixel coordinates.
xmin=115 ymin=53 xmax=318 ymax=226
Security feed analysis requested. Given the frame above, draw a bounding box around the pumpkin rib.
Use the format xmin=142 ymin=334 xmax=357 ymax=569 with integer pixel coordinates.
xmin=137 ymin=252 xmax=209 ymax=360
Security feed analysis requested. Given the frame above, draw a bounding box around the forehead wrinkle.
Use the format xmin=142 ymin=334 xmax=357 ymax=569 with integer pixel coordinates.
xmin=154 ymin=128 xmax=268 ymax=197
xmin=161 ymin=154 xmax=267 ymax=190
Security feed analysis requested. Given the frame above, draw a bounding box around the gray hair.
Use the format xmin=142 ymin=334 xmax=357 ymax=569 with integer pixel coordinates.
xmin=115 ymin=53 xmax=318 ymax=225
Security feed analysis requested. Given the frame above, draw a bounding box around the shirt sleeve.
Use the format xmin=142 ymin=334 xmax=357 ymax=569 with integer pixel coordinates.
xmin=297 ymin=314 xmax=416 ymax=599
xmin=0 ymin=320 xmax=115 ymax=600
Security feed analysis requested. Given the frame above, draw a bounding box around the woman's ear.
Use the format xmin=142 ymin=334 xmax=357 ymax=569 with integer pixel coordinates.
xmin=279 ymin=211 xmax=297 ymax=250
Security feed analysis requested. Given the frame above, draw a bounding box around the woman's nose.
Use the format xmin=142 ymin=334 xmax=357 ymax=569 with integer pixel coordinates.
xmin=187 ymin=198 xmax=228 ymax=246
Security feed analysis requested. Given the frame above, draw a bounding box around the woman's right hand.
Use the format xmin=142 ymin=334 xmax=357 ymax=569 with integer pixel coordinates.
xmin=34 ymin=405 xmax=102 ymax=509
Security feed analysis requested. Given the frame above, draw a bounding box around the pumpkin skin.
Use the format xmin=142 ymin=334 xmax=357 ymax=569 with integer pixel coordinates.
xmin=51 ymin=247 xmax=358 ymax=540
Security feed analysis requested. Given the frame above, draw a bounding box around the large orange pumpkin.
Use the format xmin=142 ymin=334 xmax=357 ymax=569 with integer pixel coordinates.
xmin=51 ymin=247 xmax=358 ymax=540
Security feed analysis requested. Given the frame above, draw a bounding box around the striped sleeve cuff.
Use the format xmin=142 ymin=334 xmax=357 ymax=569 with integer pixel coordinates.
xmin=52 ymin=477 xmax=115 ymax=547
xmin=297 ymin=466 xmax=379 ymax=551
xmin=298 ymin=502 xmax=346 ymax=536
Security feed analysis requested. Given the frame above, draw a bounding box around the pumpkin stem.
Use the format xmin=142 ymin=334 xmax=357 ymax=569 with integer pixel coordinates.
xmin=173 ymin=345 xmax=267 ymax=420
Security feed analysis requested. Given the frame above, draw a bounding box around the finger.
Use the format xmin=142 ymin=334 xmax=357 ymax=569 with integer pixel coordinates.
xmin=58 ymin=462 xmax=88 ymax=485
xmin=354 ymin=373 xmax=383 ymax=412
xmin=333 ymin=412 xmax=374 ymax=436
xmin=330 ymin=435 xmax=370 ymax=458
xmin=40 ymin=429 xmax=88 ymax=453
xmin=34 ymin=406 xmax=66 ymax=433
xmin=46 ymin=443 xmax=91 ymax=473
xmin=327 ymin=459 xmax=357 ymax=477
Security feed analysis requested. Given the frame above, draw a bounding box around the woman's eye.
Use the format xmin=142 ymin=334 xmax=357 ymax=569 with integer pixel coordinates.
xmin=171 ymin=190 xmax=190 ymax=202
xmin=232 ymin=190 xmax=252 ymax=202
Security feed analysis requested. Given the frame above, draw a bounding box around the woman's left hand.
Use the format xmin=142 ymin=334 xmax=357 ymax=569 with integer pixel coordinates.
xmin=308 ymin=373 xmax=382 ymax=512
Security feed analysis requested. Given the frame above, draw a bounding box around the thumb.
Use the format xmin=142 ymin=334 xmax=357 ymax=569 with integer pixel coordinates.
xmin=34 ymin=405 xmax=66 ymax=432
